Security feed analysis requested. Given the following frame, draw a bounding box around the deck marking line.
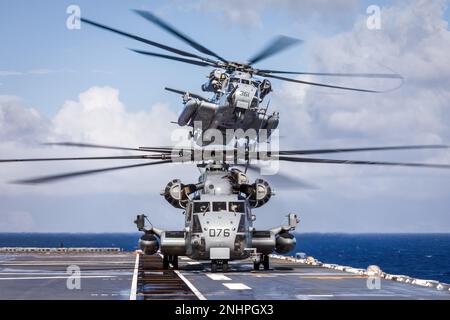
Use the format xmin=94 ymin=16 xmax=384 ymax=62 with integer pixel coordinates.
xmin=0 ymin=275 xmax=116 ymax=280
xmin=296 ymin=294 xmax=334 ymax=300
xmin=129 ymin=253 xmax=140 ymax=300
xmin=206 ymin=274 xmax=231 ymax=281
xmin=180 ymin=257 xmax=192 ymax=261
xmin=223 ymin=283 xmax=251 ymax=290
xmin=301 ymin=276 xmax=367 ymax=280
xmin=174 ymin=270 xmax=207 ymax=300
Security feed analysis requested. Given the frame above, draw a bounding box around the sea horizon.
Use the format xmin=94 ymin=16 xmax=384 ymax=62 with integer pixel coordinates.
xmin=1 ymin=233 xmax=449 ymax=283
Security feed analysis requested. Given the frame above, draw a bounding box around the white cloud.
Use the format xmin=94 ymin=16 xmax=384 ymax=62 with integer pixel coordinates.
xmin=0 ymin=71 xmax=22 ymax=76
xmin=277 ymin=0 xmax=450 ymax=144
xmin=0 ymin=96 xmax=50 ymax=145
xmin=267 ymin=0 xmax=450 ymax=205
xmin=28 ymin=69 xmax=76 ymax=75
xmin=0 ymin=87 xmax=192 ymax=196
xmin=51 ymin=86 xmax=176 ymax=146
xmin=0 ymin=69 xmax=76 ymax=77
xmin=183 ymin=0 xmax=359 ymax=29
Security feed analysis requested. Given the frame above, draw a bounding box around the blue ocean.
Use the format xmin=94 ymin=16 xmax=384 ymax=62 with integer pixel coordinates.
xmin=0 ymin=233 xmax=449 ymax=283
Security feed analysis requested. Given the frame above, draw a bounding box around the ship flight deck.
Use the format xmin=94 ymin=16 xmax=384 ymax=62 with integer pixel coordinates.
xmin=0 ymin=249 xmax=449 ymax=300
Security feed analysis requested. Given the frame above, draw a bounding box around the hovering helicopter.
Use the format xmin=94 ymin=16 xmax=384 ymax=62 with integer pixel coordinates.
xmin=2 ymin=142 xmax=450 ymax=271
xmin=79 ymin=10 xmax=403 ymax=145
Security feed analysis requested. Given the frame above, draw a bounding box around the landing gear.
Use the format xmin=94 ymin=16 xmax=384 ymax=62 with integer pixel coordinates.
xmin=211 ymin=260 xmax=229 ymax=273
xmin=211 ymin=260 xmax=218 ymax=273
xmin=254 ymin=254 xmax=270 ymax=271
xmin=263 ymin=254 xmax=270 ymax=270
xmin=222 ymin=261 xmax=229 ymax=273
xmin=163 ymin=255 xmax=169 ymax=270
xmin=162 ymin=255 xmax=178 ymax=270
xmin=171 ymin=255 xmax=179 ymax=270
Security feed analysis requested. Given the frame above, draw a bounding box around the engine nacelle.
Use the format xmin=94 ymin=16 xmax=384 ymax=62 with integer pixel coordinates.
xmin=275 ymin=232 xmax=296 ymax=254
xmin=246 ymin=179 xmax=272 ymax=208
xmin=162 ymin=179 xmax=186 ymax=209
xmin=139 ymin=233 xmax=160 ymax=255
xmin=162 ymin=180 xmax=199 ymax=209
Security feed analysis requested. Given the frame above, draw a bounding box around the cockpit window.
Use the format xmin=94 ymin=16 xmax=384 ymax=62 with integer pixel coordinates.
xmin=229 ymin=202 xmax=245 ymax=213
xmin=212 ymin=202 xmax=227 ymax=212
xmin=194 ymin=202 xmax=210 ymax=213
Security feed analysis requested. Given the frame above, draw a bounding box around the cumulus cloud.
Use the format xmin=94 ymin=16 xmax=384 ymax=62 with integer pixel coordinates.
xmin=51 ymin=86 xmax=176 ymax=146
xmin=182 ymin=0 xmax=359 ymax=29
xmin=0 ymin=86 xmax=191 ymax=197
xmin=266 ymin=0 xmax=450 ymax=224
xmin=278 ymin=0 xmax=450 ymax=150
xmin=0 ymin=96 xmax=50 ymax=145
xmin=0 ymin=86 xmax=196 ymax=232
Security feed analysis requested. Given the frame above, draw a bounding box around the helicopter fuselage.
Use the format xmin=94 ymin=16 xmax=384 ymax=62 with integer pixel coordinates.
xmin=136 ymin=163 xmax=299 ymax=271
xmin=176 ymin=71 xmax=279 ymax=145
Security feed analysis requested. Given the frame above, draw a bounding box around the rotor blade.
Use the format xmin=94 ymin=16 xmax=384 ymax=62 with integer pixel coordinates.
xmin=277 ymin=156 xmax=450 ymax=169
xmin=130 ymin=49 xmax=215 ymax=67
xmin=260 ymin=73 xmax=381 ymax=93
xmin=80 ymin=17 xmax=213 ymax=62
xmin=134 ymin=10 xmax=228 ymax=63
xmin=44 ymin=142 xmax=173 ymax=154
xmin=164 ymin=87 xmax=210 ymax=102
xmin=12 ymin=160 xmax=172 ymax=185
xmin=0 ymin=155 xmax=165 ymax=163
xmin=236 ymin=164 xmax=317 ymax=190
xmin=248 ymin=35 xmax=302 ymax=65
xmin=257 ymin=70 xmax=403 ymax=80
xmin=279 ymin=145 xmax=449 ymax=156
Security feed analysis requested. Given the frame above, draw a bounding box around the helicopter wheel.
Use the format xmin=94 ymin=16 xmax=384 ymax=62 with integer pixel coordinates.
xmin=263 ymin=255 xmax=270 ymax=270
xmin=222 ymin=261 xmax=229 ymax=273
xmin=162 ymin=255 xmax=170 ymax=270
xmin=211 ymin=260 xmax=218 ymax=273
xmin=172 ymin=255 xmax=179 ymax=270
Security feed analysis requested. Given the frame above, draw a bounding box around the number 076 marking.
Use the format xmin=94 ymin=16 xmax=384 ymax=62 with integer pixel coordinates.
xmin=209 ymin=229 xmax=231 ymax=237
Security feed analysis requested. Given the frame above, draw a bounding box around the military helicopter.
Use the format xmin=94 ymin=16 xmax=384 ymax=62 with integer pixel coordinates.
xmin=2 ymin=142 xmax=450 ymax=271
xmin=136 ymin=162 xmax=299 ymax=272
xmin=79 ymin=10 xmax=403 ymax=145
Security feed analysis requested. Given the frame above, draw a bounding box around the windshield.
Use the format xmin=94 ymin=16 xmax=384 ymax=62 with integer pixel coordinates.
xmin=193 ymin=202 xmax=210 ymax=213
xmin=229 ymin=202 xmax=245 ymax=213
xmin=212 ymin=202 xmax=227 ymax=212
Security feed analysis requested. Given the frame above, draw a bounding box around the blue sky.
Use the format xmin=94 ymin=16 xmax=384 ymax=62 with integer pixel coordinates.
xmin=1 ymin=0 xmax=450 ymax=233
xmin=0 ymin=0 xmax=406 ymax=115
